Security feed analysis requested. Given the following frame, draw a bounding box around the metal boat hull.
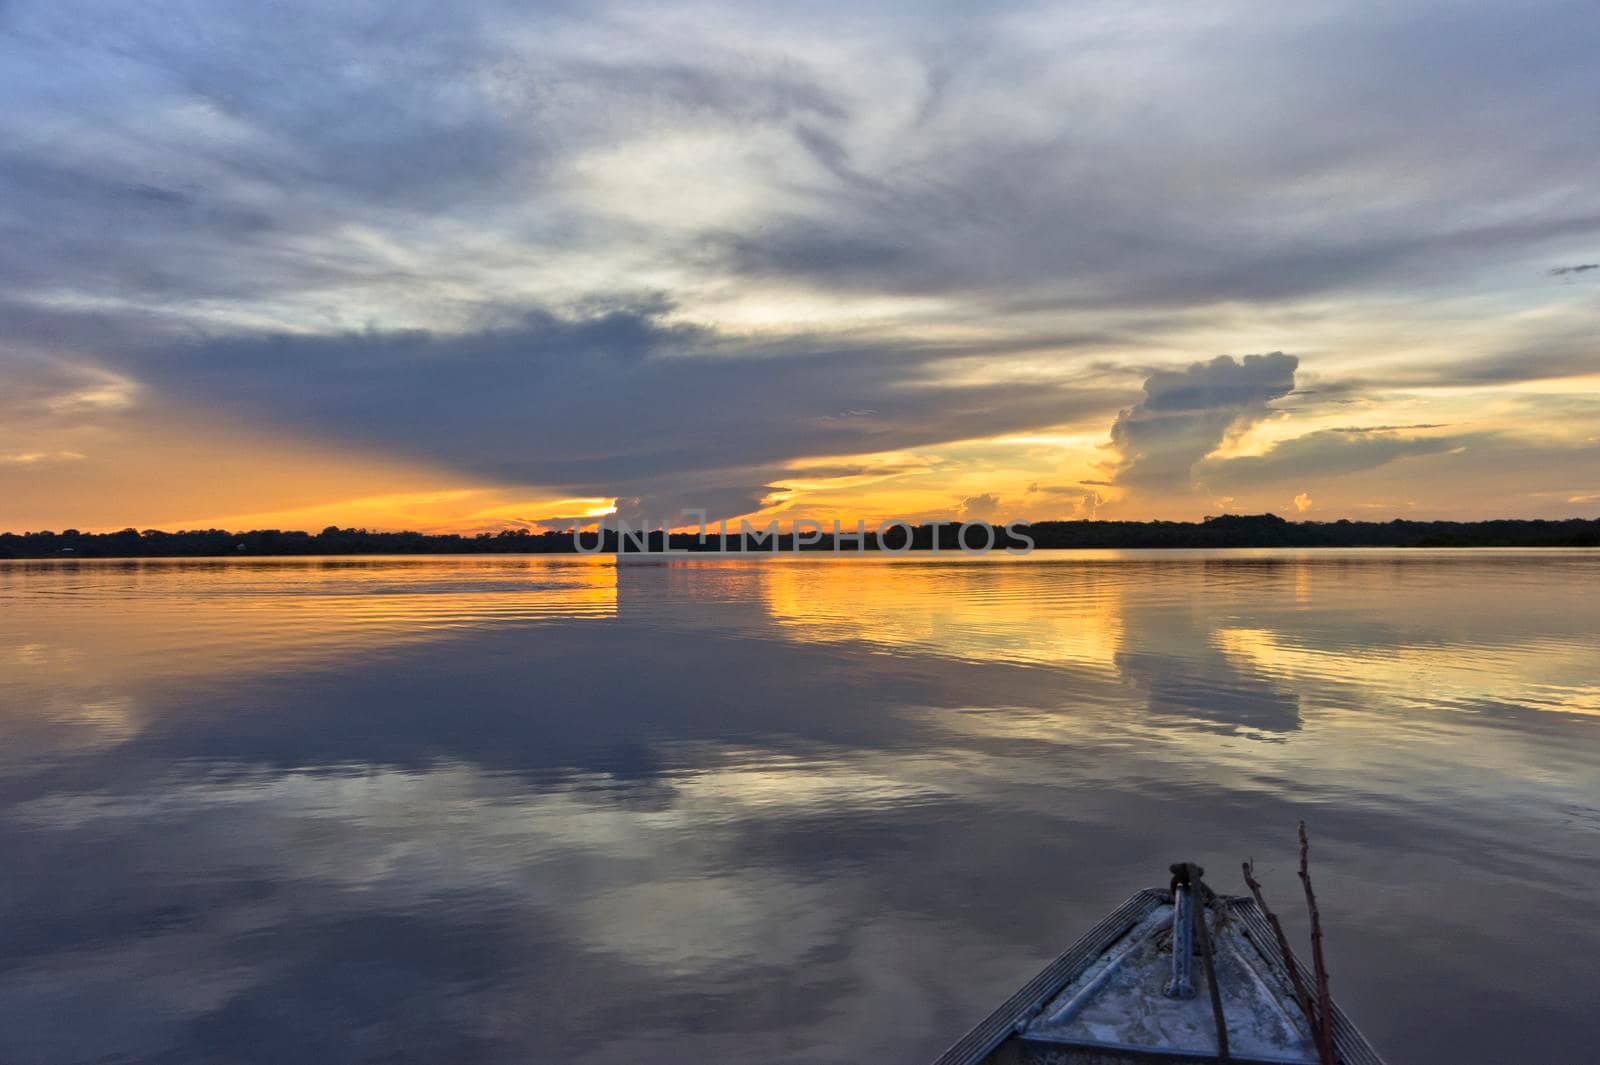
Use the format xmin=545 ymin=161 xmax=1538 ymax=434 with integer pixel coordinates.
xmin=932 ymin=889 xmax=1385 ymax=1065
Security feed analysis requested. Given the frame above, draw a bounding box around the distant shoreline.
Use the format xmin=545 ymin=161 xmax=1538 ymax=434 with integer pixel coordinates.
xmin=4 ymin=514 xmax=1599 ymax=558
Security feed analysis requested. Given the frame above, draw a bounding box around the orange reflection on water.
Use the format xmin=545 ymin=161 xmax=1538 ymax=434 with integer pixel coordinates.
xmin=754 ymin=550 xmax=1600 ymax=726
xmin=7 ymin=551 xmax=1600 ymax=765
xmin=758 ymin=554 xmax=1130 ymax=672
xmin=0 ymin=556 xmax=618 ymax=750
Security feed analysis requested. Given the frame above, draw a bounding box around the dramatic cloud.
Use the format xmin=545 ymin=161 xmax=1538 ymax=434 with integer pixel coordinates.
xmin=4 ymin=0 xmax=1599 ymax=324
xmin=1108 ymin=353 xmax=1299 ymax=497
xmin=71 ymin=301 xmax=1128 ymax=520
xmin=2 ymin=0 xmax=1599 ymax=526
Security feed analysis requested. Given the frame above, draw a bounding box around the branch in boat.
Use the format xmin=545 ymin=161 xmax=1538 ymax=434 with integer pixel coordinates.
xmin=1191 ymin=885 xmax=1231 ymax=1062
xmin=1299 ymin=821 xmax=1337 ymax=1065
xmin=1241 ymin=858 xmax=1325 ymax=1060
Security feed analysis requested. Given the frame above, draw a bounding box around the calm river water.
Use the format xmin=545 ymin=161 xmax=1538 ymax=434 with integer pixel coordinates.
xmin=1 ymin=552 xmax=1596 ymax=1064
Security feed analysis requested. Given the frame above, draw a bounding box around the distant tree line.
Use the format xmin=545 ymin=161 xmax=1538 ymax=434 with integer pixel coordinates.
xmin=1024 ymin=513 xmax=1600 ymax=549
xmin=3 ymin=514 xmax=1598 ymax=558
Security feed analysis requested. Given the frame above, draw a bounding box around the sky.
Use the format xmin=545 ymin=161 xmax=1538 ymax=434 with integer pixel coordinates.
xmin=1 ymin=0 xmax=1598 ymax=533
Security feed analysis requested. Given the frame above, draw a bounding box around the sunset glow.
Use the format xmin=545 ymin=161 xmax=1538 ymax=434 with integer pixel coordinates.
xmin=2 ymin=2 xmax=1597 ymax=533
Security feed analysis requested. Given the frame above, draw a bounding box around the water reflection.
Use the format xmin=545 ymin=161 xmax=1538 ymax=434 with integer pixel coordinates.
xmin=1 ymin=552 xmax=1598 ymax=1064
xmin=0 ymin=558 xmax=616 ymax=764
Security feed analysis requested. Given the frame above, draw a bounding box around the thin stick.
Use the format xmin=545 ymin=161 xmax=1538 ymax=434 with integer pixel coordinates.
xmin=1241 ymin=859 xmax=1322 ymax=1053
xmin=1192 ymin=885 xmax=1231 ymax=1062
xmin=1298 ymin=821 xmax=1336 ymax=1065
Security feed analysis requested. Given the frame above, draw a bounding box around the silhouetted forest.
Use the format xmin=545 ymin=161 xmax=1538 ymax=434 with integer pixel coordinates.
xmin=3 ymin=514 xmax=1598 ymax=558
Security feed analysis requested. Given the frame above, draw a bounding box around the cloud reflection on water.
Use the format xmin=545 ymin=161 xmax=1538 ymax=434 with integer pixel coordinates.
xmin=1 ymin=552 xmax=1598 ymax=1064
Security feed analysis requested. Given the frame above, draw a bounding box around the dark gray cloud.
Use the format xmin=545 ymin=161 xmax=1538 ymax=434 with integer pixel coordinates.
xmin=1200 ymin=427 xmax=1479 ymax=489
xmin=1549 ymin=264 xmax=1598 ymax=276
xmin=1448 ymin=341 xmax=1600 ymax=386
xmin=1108 ymin=353 xmax=1299 ymax=496
xmin=71 ymin=299 xmax=1127 ymax=517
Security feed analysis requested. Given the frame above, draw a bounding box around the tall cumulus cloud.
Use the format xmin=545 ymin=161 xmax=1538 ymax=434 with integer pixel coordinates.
xmin=1108 ymin=353 xmax=1298 ymax=498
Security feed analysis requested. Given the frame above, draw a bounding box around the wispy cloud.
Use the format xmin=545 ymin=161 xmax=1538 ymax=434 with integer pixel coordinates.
xmin=1200 ymin=427 xmax=1479 ymax=489
xmin=1326 ymin=424 xmax=1449 ymax=433
xmin=1 ymin=450 xmax=86 ymax=465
